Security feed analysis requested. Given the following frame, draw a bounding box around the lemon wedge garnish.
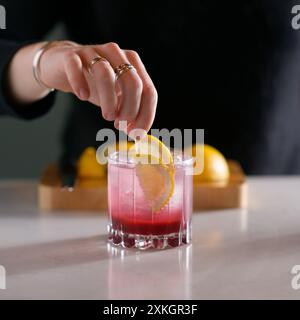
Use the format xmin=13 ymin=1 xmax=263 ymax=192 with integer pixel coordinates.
xmin=129 ymin=135 xmax=175 ymax=212
xmin=116 ymin=140 xmax=134 ymax=152
xmin=131 ymin=134 xmax=173 ymax=165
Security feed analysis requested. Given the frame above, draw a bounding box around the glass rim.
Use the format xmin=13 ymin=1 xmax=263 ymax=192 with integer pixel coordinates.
xmin=108 ymin=149 xmax=194 ymax=167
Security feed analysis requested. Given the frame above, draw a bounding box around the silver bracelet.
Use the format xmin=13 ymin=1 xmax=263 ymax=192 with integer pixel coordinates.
xmin=32 ymin=42 xmax=55 ymax=92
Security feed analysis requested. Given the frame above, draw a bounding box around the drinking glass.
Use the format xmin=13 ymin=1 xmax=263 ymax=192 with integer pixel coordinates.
xmin=107 ymin=150 xmax=193 ymax=249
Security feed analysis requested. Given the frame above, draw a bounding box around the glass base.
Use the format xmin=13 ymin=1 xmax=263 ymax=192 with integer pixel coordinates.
xmin=107 ymin=224 xmax=191 ymax=250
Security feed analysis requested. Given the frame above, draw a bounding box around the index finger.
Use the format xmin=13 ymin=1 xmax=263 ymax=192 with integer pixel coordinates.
xmin=125 ymin=50 xmax=158 ymax=133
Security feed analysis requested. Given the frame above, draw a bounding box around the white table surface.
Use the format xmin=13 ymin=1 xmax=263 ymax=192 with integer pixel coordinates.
xmin=0 ymin=178 xmax=300 ymax=300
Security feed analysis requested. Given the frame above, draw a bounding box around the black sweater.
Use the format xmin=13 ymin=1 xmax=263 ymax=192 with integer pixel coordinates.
xmin=1 ymin=0 xmax=300 ymax=174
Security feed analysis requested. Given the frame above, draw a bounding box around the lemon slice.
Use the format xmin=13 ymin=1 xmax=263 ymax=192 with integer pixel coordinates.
xmin=130 ymin=134 xmax=173 ymax=165
xmin=129 ymin=135 xmax=175 ymax=212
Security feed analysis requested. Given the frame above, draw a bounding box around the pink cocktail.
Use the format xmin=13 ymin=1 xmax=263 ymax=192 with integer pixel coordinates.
xmin=107 ymin=151 xmax=193 ymax=249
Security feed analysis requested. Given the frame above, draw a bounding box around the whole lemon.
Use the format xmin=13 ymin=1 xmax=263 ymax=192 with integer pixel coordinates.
xmin=190 ymin=144 xmax=229 ymax=183
xmin=77 ymin=147 xmax=106 ymax=180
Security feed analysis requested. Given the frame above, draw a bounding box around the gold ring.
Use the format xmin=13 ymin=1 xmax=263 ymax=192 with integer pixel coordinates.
xmin=114 ymin=63 xmax=136 ymax=80
xmin=88 ymin=55 xmax=108 ymax=74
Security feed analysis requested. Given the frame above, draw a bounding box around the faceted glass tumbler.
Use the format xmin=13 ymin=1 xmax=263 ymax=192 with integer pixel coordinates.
xmin=107 ymin=151 xmax=193 ymax=250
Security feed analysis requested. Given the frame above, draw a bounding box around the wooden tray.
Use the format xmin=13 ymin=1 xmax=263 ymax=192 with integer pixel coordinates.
xmin=38 ymin=160 xmax=247 ymax=212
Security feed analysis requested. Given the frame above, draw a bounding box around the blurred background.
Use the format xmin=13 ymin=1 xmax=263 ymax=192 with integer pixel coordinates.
xmin=0 ymin=24 xmax=68 ymax=178
xmin=1 ymin=3 xmax=300 ymax=178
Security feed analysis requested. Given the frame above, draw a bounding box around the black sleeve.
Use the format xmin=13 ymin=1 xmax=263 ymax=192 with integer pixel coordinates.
xmin=0 ymin=39 xmax=56 ymax=120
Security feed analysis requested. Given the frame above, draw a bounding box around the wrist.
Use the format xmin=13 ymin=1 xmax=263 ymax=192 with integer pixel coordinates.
xmin=32 ymin=42 xmax=56 ymax=92
xmin=6 ymin=42 xmax=51 ymax=105
xmin=33 ymin=40 xmax=78 ymax=91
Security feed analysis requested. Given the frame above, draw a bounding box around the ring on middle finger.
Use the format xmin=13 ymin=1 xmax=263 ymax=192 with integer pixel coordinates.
xmin=114 ymin=63 xmax=136 ymax=80
xmin=88 ymin=55 xmax=109 ymax=74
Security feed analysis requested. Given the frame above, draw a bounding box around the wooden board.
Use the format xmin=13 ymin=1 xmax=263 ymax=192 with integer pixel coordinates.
xmin=193 ymin=161 xmax=247 ymax=210
xmin=38 ymin=160 xmax=247 ymax=212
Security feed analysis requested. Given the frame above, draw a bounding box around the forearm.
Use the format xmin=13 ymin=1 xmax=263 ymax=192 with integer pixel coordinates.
xmin=6 ymin=42 xmax=51 ymax=105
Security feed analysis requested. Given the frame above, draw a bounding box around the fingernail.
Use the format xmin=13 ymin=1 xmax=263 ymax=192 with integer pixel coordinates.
xmin=78 ymin=88 xmax=89 ymax=100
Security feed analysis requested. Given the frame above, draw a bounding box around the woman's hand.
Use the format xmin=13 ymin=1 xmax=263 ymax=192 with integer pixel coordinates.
xmin=8 ymin=41 xmax=158 ymax=133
